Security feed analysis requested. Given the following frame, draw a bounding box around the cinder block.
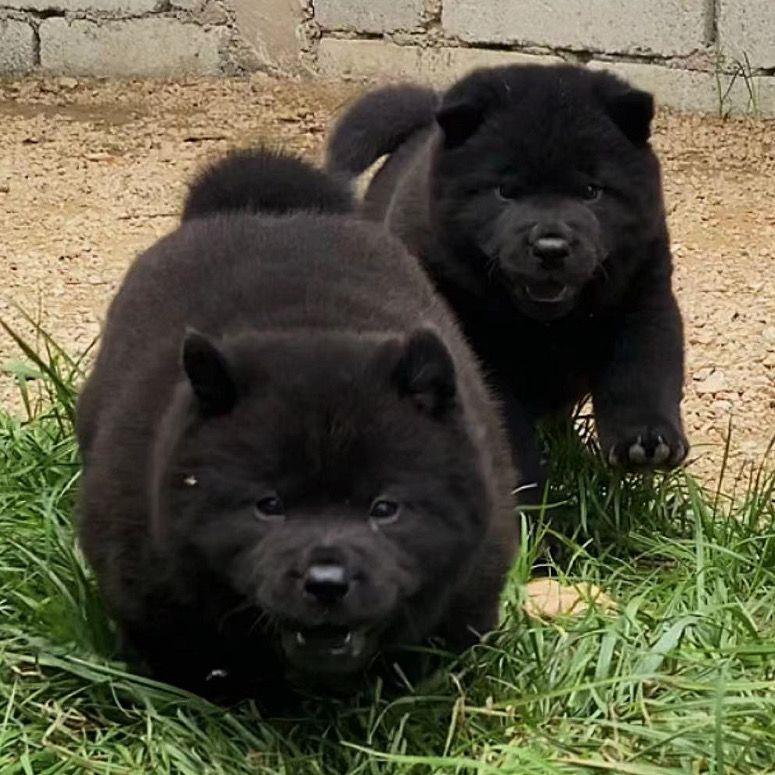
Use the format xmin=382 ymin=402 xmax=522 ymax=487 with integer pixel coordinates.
xmin=443 ymin=0 xmax=709 ymax=57
xmin=2 ymin=0 xmax=157 ymax=11
xmin=317 ymin=38 xmax=562 ymax=85
xmin=39 ymin=17 xmax=226 ymax=76
xmin=318 ymin=38 xmax=421 ymax=80
xmin=315 ymin=0 xmax=424 ymax=33
xmin=232 ymin=0 xmax=303 ymax=72
xmin=589 ymin=61 xmax=721 ymax=113
xmin=731 ymin=75 xmax=775 ymax=116
xmin=719 ymin=0 xmax=775 ymax=69
xmin=589 ymin=60 xmax=775 ymax=116
xmin=170 ymin=0 xmax=206 ymax=9
xmin=0 ymin=18 xmax=36 ymax=74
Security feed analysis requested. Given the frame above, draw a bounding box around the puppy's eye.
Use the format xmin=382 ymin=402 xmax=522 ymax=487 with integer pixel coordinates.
xmin=255 ymin=496 xmax=285 ymax=522
xmin=496 ymin=184 xmax=519 ymax=201
xmin=582 ymin=184 xmax=603 ymax=201
xmin=369 ymin=499 xmax=400 ymax=524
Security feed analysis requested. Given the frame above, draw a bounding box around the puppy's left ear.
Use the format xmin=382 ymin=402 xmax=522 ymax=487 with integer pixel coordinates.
xmin=181 ymin=329 xmax=238 ymax=417
xmin=603 ymin=86 xmax=655 ymax=146
xmin=392 ymin=328 xmax=457 ymax=418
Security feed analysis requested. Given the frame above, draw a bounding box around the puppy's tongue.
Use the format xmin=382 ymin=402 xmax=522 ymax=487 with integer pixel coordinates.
xmin=524 ymin=280 xmax=569 ymax=303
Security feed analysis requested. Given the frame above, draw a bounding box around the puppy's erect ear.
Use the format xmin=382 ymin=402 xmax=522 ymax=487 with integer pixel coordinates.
xmin=436 ymin=99 xmax=487 ymax=149
xmin=392 ymin=328 xmax=457 ymax=418
xmin=603 ymin=86 xmax=654 ymax=146
xmin=181 ymin=329 xmax=237 ymax=416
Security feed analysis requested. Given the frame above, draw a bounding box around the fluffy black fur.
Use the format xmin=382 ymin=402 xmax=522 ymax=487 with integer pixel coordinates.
xmin=326 ymin=84 xmax=439 ymax=185
xmin=76 ymin=149 xmax=516 ymax=704
xmin=182 ymin=147 xmax=353 ymax=220
xmin=327 ymin=64 xmax=689 ymax=495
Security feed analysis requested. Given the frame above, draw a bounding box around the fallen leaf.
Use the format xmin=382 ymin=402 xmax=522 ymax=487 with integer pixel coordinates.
xmin=523 ymin=579 xmax=616 ymax=620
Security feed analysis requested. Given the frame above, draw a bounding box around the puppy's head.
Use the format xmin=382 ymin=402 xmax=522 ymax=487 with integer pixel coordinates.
xmin=154 ymin=328 xmax=488 ymax=677
xmin=431 ymin=64 xmax=664 ymax=321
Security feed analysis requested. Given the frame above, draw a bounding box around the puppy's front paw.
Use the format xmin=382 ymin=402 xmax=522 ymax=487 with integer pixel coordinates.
xmin=604 ymin=422 xmax=688 ymax=471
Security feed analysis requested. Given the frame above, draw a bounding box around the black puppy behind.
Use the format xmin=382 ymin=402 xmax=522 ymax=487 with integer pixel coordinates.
xmin=76 ymin=148 xmax=517 ymax=702
xmin=328 ymin=64 xmax=689 ymax=495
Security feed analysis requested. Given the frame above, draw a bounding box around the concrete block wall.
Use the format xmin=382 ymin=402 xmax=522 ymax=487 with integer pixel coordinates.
xmin=1 ymin=0 xmax=775 ymax=117
xmin=314 ymin=0 xmax=775 ymax=117
xmin=0 ymin=0 xmax=260 ymax=76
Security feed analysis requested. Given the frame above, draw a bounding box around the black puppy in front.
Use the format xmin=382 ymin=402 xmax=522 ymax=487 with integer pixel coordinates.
xmin=328 ymin=64 xmax=689 ymax=493
xmin=76 ymin=149 xmax=516 ymax=702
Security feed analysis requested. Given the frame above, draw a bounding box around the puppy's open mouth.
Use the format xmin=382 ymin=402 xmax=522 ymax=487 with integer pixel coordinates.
xmin=280 ymin=624 xmax=371 ymax=673
xmin=523 ymin=280 xmax=570 ymax=303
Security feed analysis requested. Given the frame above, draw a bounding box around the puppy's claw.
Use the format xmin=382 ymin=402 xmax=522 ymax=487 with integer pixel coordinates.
xmin=629 ymin=436 xmax=647 ymax=465
xmin=205 ymin=668 xmax=228 ymax=681
xmin=653 ymin=435 xmax=670 ymax=465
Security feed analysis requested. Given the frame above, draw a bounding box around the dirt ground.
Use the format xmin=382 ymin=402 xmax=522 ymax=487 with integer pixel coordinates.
xmin=0 ymin=74 xmax=773 ymax=484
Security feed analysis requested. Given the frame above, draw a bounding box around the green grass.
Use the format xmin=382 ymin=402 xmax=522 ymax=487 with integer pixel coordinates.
xmin=1 ymin=332 xmax=774 ymax=774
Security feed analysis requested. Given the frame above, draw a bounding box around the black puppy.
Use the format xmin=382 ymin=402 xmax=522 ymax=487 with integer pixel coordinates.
xmin=327 ymin=64 xmax=689 ymax=494
xmin=76 ymin=149 xmax=517 ymax=702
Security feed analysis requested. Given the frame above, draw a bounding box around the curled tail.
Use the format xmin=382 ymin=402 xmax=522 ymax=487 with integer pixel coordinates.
xmin=326 ymin=85 xmax=439 ymax=181
xmin=181 ymin=148 xmax=353 ymax=221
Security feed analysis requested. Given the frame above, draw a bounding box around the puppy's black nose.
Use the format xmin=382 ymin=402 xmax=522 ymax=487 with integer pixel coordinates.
xmin=532 ymin=236 xmax=570 ymax=268
xmin=304 ymin=563 xmax=350 ymax=604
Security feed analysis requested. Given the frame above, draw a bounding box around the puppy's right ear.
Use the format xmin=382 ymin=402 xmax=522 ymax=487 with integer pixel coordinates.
xmin=604 ymin=87 xmax=654 ymax=146
xmin=436 ymin=99 xmax=487 ymax=149
xmin=181 ymin=329 xmax=237 ymax=416
xmin=392 ymin=328 xmax=457 ymax=418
